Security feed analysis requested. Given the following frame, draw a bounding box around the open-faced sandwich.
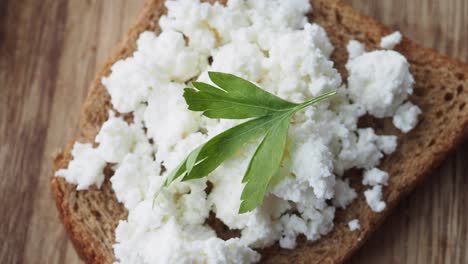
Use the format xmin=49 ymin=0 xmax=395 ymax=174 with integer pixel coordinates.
xmin=52 ymin=0 xmax=468 ymax=263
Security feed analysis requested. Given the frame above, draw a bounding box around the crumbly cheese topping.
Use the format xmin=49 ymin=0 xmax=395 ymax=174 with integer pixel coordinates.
xmin=57 ymin=142 xmax=106 ymax=190
xmin=364 ymin=185 xmax=386 ymax=212
xmin=56 ymin=1 xmax=421 ymax=263
xmin=346 ymin=50 xmax=414 ymax=118
xmin=380 ymin=31 xmax=402 ymax=50
xmin=348 ymin=219 xmax=361 ymax=231
xmin=393 ymin=101 xmax=422 ymax=133
xmin=363 ymin=168 xmax=389 ymax=186
xmin=346 ymin=40 xmax=366 ymax=59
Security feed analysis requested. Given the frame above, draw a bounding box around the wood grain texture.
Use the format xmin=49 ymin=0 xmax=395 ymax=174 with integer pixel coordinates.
xmin=0 ymin=0 xmax=466 ymax=263
xmin=0 ymin=1 xmax=145 ymax=263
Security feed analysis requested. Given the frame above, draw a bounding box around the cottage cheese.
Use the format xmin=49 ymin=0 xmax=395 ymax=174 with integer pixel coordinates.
xmin=393 ymin=101 xmax=422 ymax=132
xmin=346 ymin=50 xmax=414 ymax=118
xmin=380 ymin=31 xmax=402 ymax=49
xmin=332 ymin=179 xmax=357 ymax=209
xmin=347 ymin=40 xmax=366 ymax=59
xmin=56 ymin=143 xmax=106 ymax=190
xmin=363 ymin=168 xmax=389 ymax=186
xmin=364 ymin=185 xmax=386 ymax=212
xmin=56 ymin=0 xmax=422 ymax=263
xmin=348 ymin=219 xmax=361 ymax=231
xmin=96 ymin=112 xmax=153 ymax=163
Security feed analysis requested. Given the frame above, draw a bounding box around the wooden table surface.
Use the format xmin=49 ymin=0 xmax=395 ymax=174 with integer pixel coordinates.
xmin=1 ymin=0 xmax=467 ymax=263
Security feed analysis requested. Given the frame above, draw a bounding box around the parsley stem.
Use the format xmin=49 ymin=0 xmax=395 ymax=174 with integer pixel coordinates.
xmin=296 ymin=90 xmax=337 ymax=110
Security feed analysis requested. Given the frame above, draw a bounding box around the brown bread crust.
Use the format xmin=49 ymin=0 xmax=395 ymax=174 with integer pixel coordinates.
xmin=51 ymin=0 xmax=468 ymax=263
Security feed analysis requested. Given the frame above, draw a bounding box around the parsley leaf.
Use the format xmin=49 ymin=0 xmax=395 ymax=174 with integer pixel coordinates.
xmin=164 ymin=72 xmax=336 ymax=213
xmin=239 ymin=111 xmax=292 ymax=213
xmin=183 ymin=72 xmax=298 ymax=119
xmin=164 ymin=113 xmax=283 ymax=185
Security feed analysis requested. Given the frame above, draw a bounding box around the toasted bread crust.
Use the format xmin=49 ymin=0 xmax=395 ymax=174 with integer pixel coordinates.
xmin=51 ymin=0 xmax=468 ymax=263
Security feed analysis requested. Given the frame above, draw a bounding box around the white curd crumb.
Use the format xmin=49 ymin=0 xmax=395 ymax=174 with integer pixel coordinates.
xmin=380 ymin=31 xmax=402 ymax=49
xmin=111 ymin=154 xmax=159 ymax=210
xmin=346 ymin=40 xmax=365 ymax=59
xmin=210 ymin=40 xmax=265 ymax=82
xmin=348 ymin=219 xmax=361 ymax=231
xmin=392 ymin=102 xmax=422 ymax=132
xmin=363 ymin=168 xmax=389 ymax=186
xmin=290 ymin=137 xmax=335 ymax=199
xmin=144 ymin=83 xmax=201 ymax=151
xmin=346 ymin=50 xmax=414 ymax=118
xmin=96 ymin=113 xmax=135 ymax=163
xmin=376 ymin=135 xmax=398 ymax=155
xmin=364 ymin=185 xmax=386 ymax=212
xmin=56 ymin=143 xmax=106 ymax=190
xmin=333 ymin=179 xmax=357 ymax=209
xmin=337 ymin=128 xmax=395 ymax=171
xmin=279 ymin=214 xmax=307 ymax=249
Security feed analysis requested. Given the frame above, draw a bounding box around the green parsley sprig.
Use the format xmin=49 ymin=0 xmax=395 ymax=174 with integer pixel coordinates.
xmin=164 ymin=72 xmax=336 ymax=213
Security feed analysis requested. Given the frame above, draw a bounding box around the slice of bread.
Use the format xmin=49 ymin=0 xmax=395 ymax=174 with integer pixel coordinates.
xmin=51 ymin=0 xmax=468 ymax=263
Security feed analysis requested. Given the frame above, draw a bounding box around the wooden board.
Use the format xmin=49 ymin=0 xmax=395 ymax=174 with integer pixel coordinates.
xmin=0 ymin=0 xmax=466 ymax=263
